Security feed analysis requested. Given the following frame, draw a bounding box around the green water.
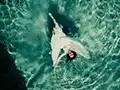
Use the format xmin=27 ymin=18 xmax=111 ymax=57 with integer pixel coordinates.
xmin=0 ymin=0 xmax=120 ymax=90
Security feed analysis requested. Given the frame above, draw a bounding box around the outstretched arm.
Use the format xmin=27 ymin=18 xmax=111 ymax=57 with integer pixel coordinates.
xmin=49 ymin=13 xmax=59 ymax=28
xmin=49 ymin=13 xmax=65 ymax=35
xmin=53 ymin=51 xmax=67 ymax=67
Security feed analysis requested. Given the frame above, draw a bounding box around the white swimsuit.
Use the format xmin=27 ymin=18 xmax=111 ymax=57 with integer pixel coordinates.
xmin=51 ymin=27 xmax=90 ymax=66
xmin=49 ymin=13 xmax=90 ymax=66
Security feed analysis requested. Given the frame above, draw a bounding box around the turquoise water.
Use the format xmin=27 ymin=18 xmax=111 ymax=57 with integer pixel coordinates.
xmin=0 ymin=0 xmax=120 ymax=90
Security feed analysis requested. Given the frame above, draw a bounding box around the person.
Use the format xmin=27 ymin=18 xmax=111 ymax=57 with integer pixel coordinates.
xmin=49 ymin=13 xmax=90 ymax=68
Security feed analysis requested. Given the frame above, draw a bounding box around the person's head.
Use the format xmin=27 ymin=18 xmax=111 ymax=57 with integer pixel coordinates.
xmin=66 ymin=50 xmax=77 ymax=62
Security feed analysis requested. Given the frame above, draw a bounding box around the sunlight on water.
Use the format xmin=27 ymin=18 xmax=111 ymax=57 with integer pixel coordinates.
xmin=0 ymin=0 xmax=120 ymax=90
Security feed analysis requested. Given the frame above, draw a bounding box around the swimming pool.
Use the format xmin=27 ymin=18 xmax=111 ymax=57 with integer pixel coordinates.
xmin=0 ymin=0 xmax=120 ymax=90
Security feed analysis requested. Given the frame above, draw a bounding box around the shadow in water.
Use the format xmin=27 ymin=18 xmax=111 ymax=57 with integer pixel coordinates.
xmin=47 ymin=3 xmax=79 ymax=38
xmin=0 ymin=0 xmax=7 ymax=5
xmin=0 ymin=42 xmax=27 ymax=90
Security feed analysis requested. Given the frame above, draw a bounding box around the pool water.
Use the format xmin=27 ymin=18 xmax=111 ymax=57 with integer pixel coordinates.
xmin=0 ymin=0 xmax=120 ymax=90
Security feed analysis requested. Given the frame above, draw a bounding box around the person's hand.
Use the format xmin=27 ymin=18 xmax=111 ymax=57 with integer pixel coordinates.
xmin=49 ymin=13 xmax=52 ymax=18
xmin=52 ymin=63 xmax=58 ymax=68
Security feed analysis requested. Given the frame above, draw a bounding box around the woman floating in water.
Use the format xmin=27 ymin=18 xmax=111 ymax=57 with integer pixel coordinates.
xmin=49 ymin=13 xmax=90 ymax=68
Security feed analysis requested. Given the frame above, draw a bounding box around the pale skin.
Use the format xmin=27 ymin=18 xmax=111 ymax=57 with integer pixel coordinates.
xmin=53 ymin=46 xmax=75 ymax=67
xmin=49 ymin=13 xmax=76 ymax=67
xmin=52 ymin=46 xmax=75 ymax=67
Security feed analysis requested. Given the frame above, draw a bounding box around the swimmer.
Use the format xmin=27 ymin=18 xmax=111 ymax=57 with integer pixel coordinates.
xmin=49 ymin=13 xmax=90 ymax=68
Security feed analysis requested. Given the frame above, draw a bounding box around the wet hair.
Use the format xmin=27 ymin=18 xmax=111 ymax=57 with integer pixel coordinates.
xmin=66 ymin=50 xmax=77 ymax=62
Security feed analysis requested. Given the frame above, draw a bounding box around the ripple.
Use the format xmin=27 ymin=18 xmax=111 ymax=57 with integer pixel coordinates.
xmin=0 ymin=0 xmax=120 ymax=90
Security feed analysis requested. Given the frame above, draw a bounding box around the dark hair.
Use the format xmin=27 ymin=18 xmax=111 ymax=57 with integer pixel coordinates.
xmin=66 ymin=50 xmax=77 ymax=62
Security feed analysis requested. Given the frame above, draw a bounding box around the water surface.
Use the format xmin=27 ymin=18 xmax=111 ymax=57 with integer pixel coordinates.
xmin=0 ymin=0 xmax=120 ymax=90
